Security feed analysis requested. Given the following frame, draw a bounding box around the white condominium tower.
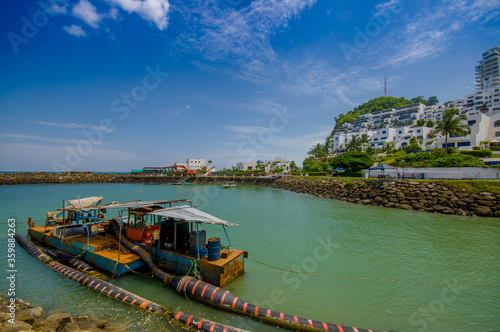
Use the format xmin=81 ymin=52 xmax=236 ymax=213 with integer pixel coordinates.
xmin=475 ymin=46 xmax=500 ymax=90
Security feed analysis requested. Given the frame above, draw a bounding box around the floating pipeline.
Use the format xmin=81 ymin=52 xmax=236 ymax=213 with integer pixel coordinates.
xmin=14 ymin=235 xmax=164 ymax=313
xmin=106 ymin=220 xmax=383 ymax=332
xmin=46 ymin=248 xmax=96 ymax=273
xmin=14 ymin=234 xmax=52 ymax=263
xmin=172 ymin=311 xmax=247 ymax=332
xmin=169 ymin=275 xmax=383 ymax=332
xmin=15 ymin=234 xmax=246 ymax=332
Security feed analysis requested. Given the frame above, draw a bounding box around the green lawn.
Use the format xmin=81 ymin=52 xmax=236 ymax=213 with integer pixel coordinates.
xmin=440 ymin=180 xmax=500 ymax=194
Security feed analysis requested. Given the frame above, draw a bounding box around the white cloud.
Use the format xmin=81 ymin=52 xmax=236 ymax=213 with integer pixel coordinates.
xmin=108 ymin=0 xmax=170 ymax=30
xmin=72 ymin=0 xmax=101 ymax=28
xmin=38 ymin=121 xmax=115 ymax=133
xmin=0 ymin=133 xmax=85 ymax=145
xmin=374 ymin=0 xmax=500 ymax=68
xmin=63 ymin=24 xmax=86 ymax=37
xmin=176 ymin=0 xmax=316 ymax=83
xmin=48 ymin=0 xmax=69 ymax=14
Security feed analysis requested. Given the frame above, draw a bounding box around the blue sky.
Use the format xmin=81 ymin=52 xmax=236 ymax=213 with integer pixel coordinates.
xmin=1 ymin=0 xmax=499 ymax=172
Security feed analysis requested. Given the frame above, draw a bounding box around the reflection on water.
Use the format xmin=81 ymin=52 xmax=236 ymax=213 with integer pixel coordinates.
xmin=0 ymin=184 xmax=498 ymax=331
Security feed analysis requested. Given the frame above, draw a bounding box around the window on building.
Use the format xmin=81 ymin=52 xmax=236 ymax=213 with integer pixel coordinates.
xmin=398 ymin=131 xmax=402 ymax=134
xmin=442 ymin=143 xmax=455 ymax=148
xmin=496 ymin=131 xmax=500 ymax=137
xmin=495 ymin=120 xmax=500 ymax=127
xmin=468 ymin=120 xmax=476 ymax=126
xmin=381 ymin=137 xmax=387 ymax=140
xmin=382 ymin=131 xmax=386 ymax=134
xmin=374 ymin=138 xmax=378 ymax=141
xmin=417 ymin=130 xmax=421 ymax=133
xmin=457 ymin=142 xmax=471 ymax=147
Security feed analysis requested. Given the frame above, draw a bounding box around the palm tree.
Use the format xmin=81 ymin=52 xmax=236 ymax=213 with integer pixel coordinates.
xmin=346 ymin=136 xmax=361 ymax=151
xmin=382 ymin=142 xmax=395 ymax=152
xmin=430 ymin=108 xmax=471 ymax=154
xmin=360 ymin=133 xmax=370 ymax=151
xmin=308 ymin=143 xmax=328 ymax=159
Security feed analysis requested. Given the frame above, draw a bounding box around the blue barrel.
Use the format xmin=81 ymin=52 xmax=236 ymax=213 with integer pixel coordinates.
xmin=207 ymin=237 xmax=221 ymax=261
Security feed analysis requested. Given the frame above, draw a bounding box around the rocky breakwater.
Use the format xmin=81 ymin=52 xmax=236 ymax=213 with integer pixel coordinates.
xmin=0 ymin=172 xmax=131 ymax=185
xmin=263 ymin=177 xmax=500 ymax=218
xmin=0 ymin=296 xmax=125 ymax=332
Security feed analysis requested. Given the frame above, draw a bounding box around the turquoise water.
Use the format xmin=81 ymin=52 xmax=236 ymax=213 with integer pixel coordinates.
xmin=0 ymin=184 xmax=499 ymax=331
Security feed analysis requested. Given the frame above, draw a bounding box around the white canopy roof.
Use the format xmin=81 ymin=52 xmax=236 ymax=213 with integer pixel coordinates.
xmin=66 ymin=196 xmax=103 ymax=209
xmin=150 ymin=205 xmax=237 ymax=226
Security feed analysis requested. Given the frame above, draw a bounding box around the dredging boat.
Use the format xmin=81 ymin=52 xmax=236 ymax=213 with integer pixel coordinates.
xmin=20 ymin=196 xmax=383 ymax=332
xmin=27 ymin=196 xmax=247 ymax=287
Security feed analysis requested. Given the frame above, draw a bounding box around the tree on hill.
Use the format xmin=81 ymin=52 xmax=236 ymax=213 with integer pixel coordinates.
xmin=346 ymin=136 xmax=362 ymax=151
xmin=425 ymin=120 xmax=435 ymax=128
xmin=427 ymin=96 xmax=439 ymax=105
xmin=429 ymin=108 xmax=470 ymax=154
xmin=331 ymin=96 xmax=414 ymax=135
xmin=411 ymin=96 xmax=426 ymax=104
xmin=403 ymin=137 xmax=422 ymax=152
xmin=330 ymin=152 xmax=374 ymax=172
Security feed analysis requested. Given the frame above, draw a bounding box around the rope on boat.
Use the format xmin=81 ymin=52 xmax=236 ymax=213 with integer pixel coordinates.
xmin=247 ymin=257 xmax=500 ymax=288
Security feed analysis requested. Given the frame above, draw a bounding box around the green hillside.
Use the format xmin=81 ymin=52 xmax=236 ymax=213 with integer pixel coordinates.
xmin=331 ymin=96 xmax=414 ymax=136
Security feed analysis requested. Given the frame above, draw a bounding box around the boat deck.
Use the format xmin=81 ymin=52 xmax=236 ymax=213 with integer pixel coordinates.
xmin=28 ymin=225 xmax=246 ymax=286
xmin=28 ymin=225 xmax=144 ymax=275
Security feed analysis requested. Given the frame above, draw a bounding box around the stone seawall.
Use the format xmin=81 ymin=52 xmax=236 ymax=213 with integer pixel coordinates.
xmin=262 ymin=177 xmax=500 ymax=218
xmin=0 ymin=172 xmax=275 ymax=185
xmin=1 ymin=173 xmax=498 ymax=218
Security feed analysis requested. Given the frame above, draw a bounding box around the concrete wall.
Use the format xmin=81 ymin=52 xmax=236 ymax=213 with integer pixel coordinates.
xmin=364 ymin=167 xmax=500 ymax=179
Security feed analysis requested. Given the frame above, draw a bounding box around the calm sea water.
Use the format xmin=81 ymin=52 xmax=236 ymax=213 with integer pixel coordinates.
xmin=0 ymin=184 xmax=498 ymax=331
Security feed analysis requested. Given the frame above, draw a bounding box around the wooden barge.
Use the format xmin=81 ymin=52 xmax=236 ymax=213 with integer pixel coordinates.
xmin=28 ymin=197 xmax=246 ymax=287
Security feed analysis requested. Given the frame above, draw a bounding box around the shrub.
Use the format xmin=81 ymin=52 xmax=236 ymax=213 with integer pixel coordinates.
xmin=304 ymin=172 xmax=330 ymax=176
xmin=491 ymin=146 xmax=500 ymax=151
xmin=330 ymin=152 xmax=374 ymax=172
xmin=338 ymin=171 xmax=363 ymax=177
xmin=472 ymin=146 xmax=481 ymax=151
xmin=460 ymin=149 xmax=492 ymax=158
xmin=430 ymin=154 xmax=485 ymax=167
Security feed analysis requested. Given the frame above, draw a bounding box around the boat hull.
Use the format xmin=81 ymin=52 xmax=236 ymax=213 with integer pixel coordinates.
xmin=28 ymin=226 xmax=246 ymax=286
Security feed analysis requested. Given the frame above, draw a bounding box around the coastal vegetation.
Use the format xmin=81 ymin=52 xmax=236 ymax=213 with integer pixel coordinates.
xmin=329 ymin=151 xmax=374 ymax=172
xmin=429 ymin=108 xmax=471 ymax=154
xmin=329 ymin=95 xmax=439 ymax=136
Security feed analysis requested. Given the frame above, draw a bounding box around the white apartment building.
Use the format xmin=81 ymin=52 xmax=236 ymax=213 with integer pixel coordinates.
xmin=185 ymin=158 xmax=206 ymax=171
xmin=236 ymin=162 xmax=258 ymax=171
xmin=476 ymin=46 xmax=500 ymax=90
xmin=236 ymin=157 xmax=293 ymax=173
xmin=331 ymin=47 xmax=500 ymax=152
